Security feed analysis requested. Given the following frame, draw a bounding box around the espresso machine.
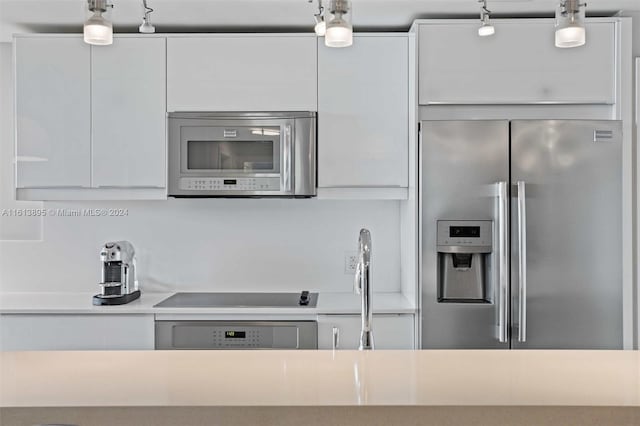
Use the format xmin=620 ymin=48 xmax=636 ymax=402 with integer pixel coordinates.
xmin=93 ymin=241 xmax=141 ymax=306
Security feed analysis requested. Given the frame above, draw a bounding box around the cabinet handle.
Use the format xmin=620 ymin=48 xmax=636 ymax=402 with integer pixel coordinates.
xmin=496 ymin=181 xmax=509 ymax=343
xmin=282 ymin=124 xmax=293 ymax=193
xmin=517 ymin=181 xmax=528 ymax=342
xmin=332 ymin=326 xmax=340 ymax=350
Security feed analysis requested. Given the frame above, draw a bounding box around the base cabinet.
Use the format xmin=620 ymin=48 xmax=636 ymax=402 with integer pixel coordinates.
xmin=0 ymin=314 xmax=155 ymax=351
xmin=317 ymin=314 xmax=415 ymax=350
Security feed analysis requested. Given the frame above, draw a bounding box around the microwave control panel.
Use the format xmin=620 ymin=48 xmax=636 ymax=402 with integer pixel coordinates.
xmin=179 ymin=177 xmax=281 ymax=192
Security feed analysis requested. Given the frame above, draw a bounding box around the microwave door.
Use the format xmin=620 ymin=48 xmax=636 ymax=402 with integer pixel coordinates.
xmin=180 ymin=126 xmax=281 ymax=176
xmin=176 ymin=125 xmax=286 ymax=195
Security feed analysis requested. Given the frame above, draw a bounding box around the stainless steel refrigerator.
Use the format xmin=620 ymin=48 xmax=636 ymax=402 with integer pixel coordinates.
xmin=420 ymin=120 xmax=622 ymax=349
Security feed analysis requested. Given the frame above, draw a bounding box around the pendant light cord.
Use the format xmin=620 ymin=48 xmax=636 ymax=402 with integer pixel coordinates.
xmin=142 ymin=0 xmax=153 ymax=20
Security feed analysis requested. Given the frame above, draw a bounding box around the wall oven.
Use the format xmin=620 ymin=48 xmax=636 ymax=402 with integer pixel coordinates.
xmin=168 ymin=112 xmax=316 ymax=197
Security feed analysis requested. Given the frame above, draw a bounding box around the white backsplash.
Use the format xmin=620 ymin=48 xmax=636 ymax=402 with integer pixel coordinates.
xmin=0 ymin=198 xmax=401 ymax=293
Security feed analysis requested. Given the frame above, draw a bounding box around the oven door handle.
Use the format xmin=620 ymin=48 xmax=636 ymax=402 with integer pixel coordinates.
xmin=282 ymin=124 xmax=293 ymax=193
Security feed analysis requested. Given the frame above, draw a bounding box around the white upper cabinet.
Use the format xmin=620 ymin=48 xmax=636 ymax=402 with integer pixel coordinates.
xmin=92 ymin=38 xmax=166 ymax=188
xmin=15 ymin=37 xmax=91 ymax=188
xmin=15 ymin=36 xmax=167 ymax=199
xmin=167 ymin=36 xmax=317 ymax=112
xmin=317 ymin=35 xmax=409 ymax=190
xmin=418 ymin=20 xmax=616 ymax=105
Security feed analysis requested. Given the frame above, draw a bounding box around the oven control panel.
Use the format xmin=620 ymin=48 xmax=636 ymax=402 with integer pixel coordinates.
xmin=179 ymin=177 xmax=281 ymax=192
xmin=155 ymin=321 xmax=318 ymax=350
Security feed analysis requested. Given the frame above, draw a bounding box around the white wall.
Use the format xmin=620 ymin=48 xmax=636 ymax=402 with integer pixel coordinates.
xmin=0 ymin=42 xmax=402 ymax=294
xmin=0 ymin=199 xmax=402 ymax=293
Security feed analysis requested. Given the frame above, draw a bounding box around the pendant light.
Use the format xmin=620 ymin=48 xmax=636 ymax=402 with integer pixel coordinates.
xmin=325 ymin=0 xmax=353 ymax=48
xmin=555 ymin=0 xmax=586 ymax=48
xmin=84 ymin=0 xmax=114 ymax=46
xmin=310 ymin=0 xmax=326 ymax=36
xmin=478 ymin=0 xmax=495 ymax=37
xmin=139 ymin=0 xmax=155 ymax=33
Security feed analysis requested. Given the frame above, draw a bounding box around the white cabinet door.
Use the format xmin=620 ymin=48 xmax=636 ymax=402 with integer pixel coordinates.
xmin=418 ymin=20 xmax=615 ymax=105
xmin=167 ymin=36 xmax=317 ymax=112
xmin=92 ymin=38 xmax=166 ymax=188
xmin=15 ymin=37 xmax=91 ymax=188
xmin=318 ymin=35 xmax=408 ymax=188
xmin=317 ymin=314 xmax=415 ymax=349
xmin=0 ymin=314 xmax=155 ymax=351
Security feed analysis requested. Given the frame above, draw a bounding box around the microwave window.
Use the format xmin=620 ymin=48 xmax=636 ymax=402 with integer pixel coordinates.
xmin=187 ymin=140 xmax=275 ymax=171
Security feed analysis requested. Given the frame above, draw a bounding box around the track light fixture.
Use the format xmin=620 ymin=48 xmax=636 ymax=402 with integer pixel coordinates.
xmin=84 ymin=0 xmax=114 ymax=45
xmin=309 ymin=0 xmax=326 ymax=36
xmin=478 ymin=0 xmax=495 ymax=37
xmin=139 ymin=0 xmax=156 ymax=33
xmin=555 ymin=0 xmax=587 ymax=48
xmin=325 ymin=0 xmax=353 ymax=48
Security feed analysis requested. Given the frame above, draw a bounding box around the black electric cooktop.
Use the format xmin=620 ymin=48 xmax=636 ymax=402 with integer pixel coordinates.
xmin=154 ymin=292 xmax=318 ymax=308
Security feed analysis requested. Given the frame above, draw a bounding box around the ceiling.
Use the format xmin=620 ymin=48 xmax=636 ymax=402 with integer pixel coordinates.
xmin=1 ymin=0 xmax=639 ymax=42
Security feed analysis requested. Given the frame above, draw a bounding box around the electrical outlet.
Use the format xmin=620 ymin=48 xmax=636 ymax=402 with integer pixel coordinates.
xmin=344 ymin=252 xmax=359 ymax=274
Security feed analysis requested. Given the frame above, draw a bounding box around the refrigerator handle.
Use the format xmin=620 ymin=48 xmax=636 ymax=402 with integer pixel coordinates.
xmin=517 ymin=181 xmax=528 ymax=342
xmin=497 ymin=181 xmax=509 ymax=343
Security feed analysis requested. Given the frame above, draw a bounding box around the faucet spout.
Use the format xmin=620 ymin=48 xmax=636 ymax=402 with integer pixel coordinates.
xmin=355 ymin=228 xmax=374 ymax=350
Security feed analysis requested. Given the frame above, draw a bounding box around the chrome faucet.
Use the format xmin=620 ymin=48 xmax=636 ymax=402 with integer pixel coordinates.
xmin=354 ymin=228 xmax=374 ymax=350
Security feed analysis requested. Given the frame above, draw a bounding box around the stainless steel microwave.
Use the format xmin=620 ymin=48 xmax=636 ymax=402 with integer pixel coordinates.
xmin=168 ymin=112 xmax=316 ymax=197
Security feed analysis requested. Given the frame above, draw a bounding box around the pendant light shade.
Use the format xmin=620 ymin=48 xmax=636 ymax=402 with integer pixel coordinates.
xmin=478 ymin=23 xmax=495 ymax=37
xmin=314 ymin=20 xmax=326 ymax=36
xmin=325 ymin=0 xmax=353 ymax=48
xmin=139 ymin=17 xmax=155 ymax=34
xmin=555 ymin=0 xmax=586 ymax=48
xmin=84 ymin=0 xmax=113 ymax=46
xmin=84 ymin=12 xmax=112 ymax=45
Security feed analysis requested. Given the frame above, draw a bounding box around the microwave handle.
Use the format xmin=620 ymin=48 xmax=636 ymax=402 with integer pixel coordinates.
xmin=282 ymin=124 xmax=292 ymax=193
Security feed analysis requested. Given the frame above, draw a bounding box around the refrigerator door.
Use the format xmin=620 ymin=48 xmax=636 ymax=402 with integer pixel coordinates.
xmin=510 ymin=120 xmax=622 ymax=349
xmin=421 ymin=120 xmax=510 ymax=349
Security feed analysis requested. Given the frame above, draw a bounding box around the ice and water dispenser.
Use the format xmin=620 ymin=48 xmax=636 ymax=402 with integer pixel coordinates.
xmin=436 ymin=220 xmax=493 ymax=303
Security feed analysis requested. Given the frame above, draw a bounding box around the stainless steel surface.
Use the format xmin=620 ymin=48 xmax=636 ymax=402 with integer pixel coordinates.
xmin=332 ymin=326 xmax=340 ymax=350
xmin=436 ymin=220 xmax=493 ymax=303
xmin=497 ymin=181 xmax=509 ymax=343
xmin=282 ymin=124 xmax=292 ymax=193
xmin=421 ymin=120 xmax=509 ymax=349
xmin=516 ymin=180 xmax=527 ymax=343
xmin=510 ymin=120 xmax=622 ymax=349
xmin=421 ymin=119 xmax=623 ymax=350
xmin=354 ymin=229 xmax=374 ymax=350
xmin=98 ymin=241 xmax=137 ymax=298
xmin=155 ymin=320 xmax=318 ymax=350
xmin=168 ymin=111 xmax=316 ymax=198
xmin=293 ymin=112 xmax=317 ymax=195
xmin=436 ymin=220 xmax=493 ymax=254
xmin=154 ymin=292 xmax=319 ymax=308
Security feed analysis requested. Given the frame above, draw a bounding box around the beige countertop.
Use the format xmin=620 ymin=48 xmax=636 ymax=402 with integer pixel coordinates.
xmin=1 ymin=350 xmax=639 ymax=408
xmin=0 ymin=291 xmax=416 ymax=315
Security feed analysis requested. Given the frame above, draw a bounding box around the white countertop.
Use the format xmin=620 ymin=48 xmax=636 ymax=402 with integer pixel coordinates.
xmin=0 ymin=292 xmax=415 ymax=315
xmin=1 ymin=350 xmax=639 ymax=408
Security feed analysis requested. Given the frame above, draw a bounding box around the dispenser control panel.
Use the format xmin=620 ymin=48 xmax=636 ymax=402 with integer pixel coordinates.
xmin=437 ymin=220 xmax=493 ymax=252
